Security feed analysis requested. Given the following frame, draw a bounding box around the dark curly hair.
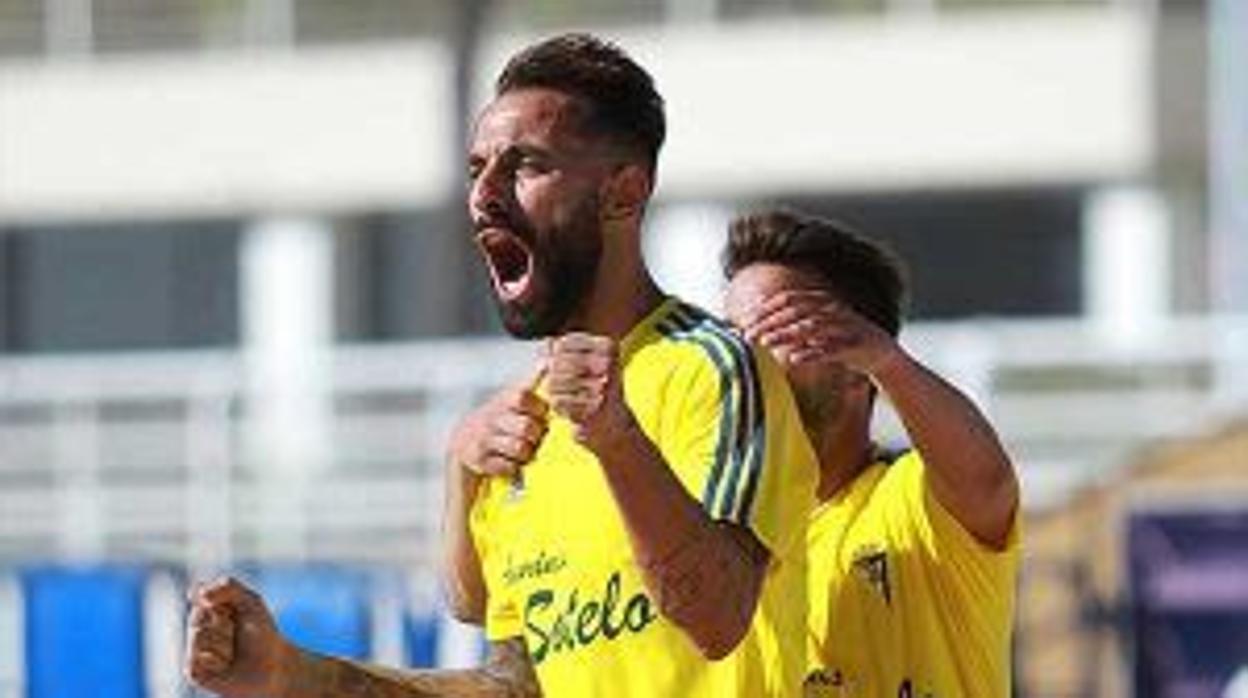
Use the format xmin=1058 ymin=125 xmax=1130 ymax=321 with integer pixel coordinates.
xmin=496 ymin=33 xmax=666 ymax=176
xmin=723 ymin=208 xmax=907 ymax=337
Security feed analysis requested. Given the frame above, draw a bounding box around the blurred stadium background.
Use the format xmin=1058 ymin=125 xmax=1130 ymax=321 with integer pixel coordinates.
xmin=0 ymin=0 xmax=1245 ymax=695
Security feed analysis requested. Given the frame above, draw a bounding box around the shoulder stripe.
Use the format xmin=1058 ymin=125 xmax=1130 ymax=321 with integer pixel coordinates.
xmin=664 ymin=303 xmax=766 ymax=525
xmin=668 ymin=306 xmax=744 ymax=519
xmin=675 ymin=304 xmax=766 ymax=524
xmin=657 ymin=311 xmax=738 ymax=514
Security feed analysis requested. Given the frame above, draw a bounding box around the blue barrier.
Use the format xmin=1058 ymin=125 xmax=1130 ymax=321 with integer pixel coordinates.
xmin=22 ymin=565 xmax=148 ymax=698
xmin=403 ymin=612 xmax=440 ymax=668
xmin=248 ymin=564 xmax=374 ymax=660
xmin=15 ymin=561 xmax=455 ymax=695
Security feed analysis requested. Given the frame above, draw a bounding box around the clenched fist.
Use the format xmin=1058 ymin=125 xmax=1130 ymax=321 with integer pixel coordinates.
xmin=185 ymin=576 xmax=295 ymax=698
xmin=544 ymin=333 xmax=634 ymax=446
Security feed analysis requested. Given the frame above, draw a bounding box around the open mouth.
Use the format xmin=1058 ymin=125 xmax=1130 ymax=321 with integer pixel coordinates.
xmin=475 ymin=228 xmax=536 ymax=303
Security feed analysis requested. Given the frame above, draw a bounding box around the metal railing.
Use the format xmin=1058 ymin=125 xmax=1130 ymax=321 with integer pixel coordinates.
xmin=2 ymin=315 xmax=1244 ymax=574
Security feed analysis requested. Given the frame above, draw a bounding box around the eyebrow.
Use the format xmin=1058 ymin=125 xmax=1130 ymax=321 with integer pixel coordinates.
xmin=468 ymin=142 xmax=554 ymax=165
xmin=512 ymin=143 xmax=554 ymax=160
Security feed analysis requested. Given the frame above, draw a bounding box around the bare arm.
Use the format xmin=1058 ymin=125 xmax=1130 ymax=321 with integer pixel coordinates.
xmin=281 ymin=638 xmax=539 ymax=698
xmin=587 ymin=416 xmax=770 ymax=659
xmin=185 ymin=577 xmax=540 ymax=698
xmin=441 ymin=462 xmax=487 ymax=624
xmin=544 ymin=334 xmax=770 ymax=660
xmin=747 ymin=290 xmax=1019 ymax=549
xmin=867 ymin=348 xmax=1018 ymax=548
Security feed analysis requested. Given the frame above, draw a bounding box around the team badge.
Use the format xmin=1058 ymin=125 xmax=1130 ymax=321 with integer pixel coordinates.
xmin=803 ymin=668 xmax=847 ymax=697
xmin=851 ymin=544 xmax=892 ymax=606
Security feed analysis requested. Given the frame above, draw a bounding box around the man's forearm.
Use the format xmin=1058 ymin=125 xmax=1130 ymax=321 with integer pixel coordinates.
xmin=586 ymin=416 xmax=768 ymax=659
xmin=282 ymin=639 xmax=539 ymax=698
xmin=441 ymin=460 xmax=487 ymax=623
xmin=872 ymin=349 xmax=1018 ymax=546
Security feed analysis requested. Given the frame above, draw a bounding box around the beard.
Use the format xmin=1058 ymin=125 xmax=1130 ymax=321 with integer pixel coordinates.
xmin=794 ymin=384 xmax=838 ymax=436
xmin=790 ymin=368 xmax=848 ymax=448
xmin=492 ymin=195 xmax=604 ymax=339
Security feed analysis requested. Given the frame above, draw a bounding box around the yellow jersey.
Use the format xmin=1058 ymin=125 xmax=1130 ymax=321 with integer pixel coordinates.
xmin=804 ymin=451 xmax=1020 ymax=698
xmin=471 ymin=297 xmax=819 ymax=697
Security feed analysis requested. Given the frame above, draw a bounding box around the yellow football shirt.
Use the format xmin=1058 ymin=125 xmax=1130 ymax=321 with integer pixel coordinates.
xmin=804 ymin=451 xmax=1020 ymax=697
xmin=471 ymin=297 xmax=819 ymax=697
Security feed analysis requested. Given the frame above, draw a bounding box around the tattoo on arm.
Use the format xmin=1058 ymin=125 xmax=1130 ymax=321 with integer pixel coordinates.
xmin=640 ymin=521 xmax=769 ymax=641
xmin=587 ymin=410 xmax=770 ymax=656
xmin=483 ymin=637 xmax=541 ymax=696
xmin=285 ymin=638 xmax=539 ymax=698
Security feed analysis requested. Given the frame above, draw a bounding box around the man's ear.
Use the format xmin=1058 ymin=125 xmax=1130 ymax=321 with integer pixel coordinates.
xmin=600 ymin=163 xmax=651 ymax=222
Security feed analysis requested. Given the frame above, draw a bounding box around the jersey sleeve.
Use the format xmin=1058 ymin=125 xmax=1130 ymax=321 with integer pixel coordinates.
xmin=743 ymin=350 xmax=820 ymax=558
xmin=468 ymin=482 xmax=523 ymax=641
xmin=657 ymin=310 xmax=819 ymax=560
xmin=886 ymin=451 xmax=1021 ymax=601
